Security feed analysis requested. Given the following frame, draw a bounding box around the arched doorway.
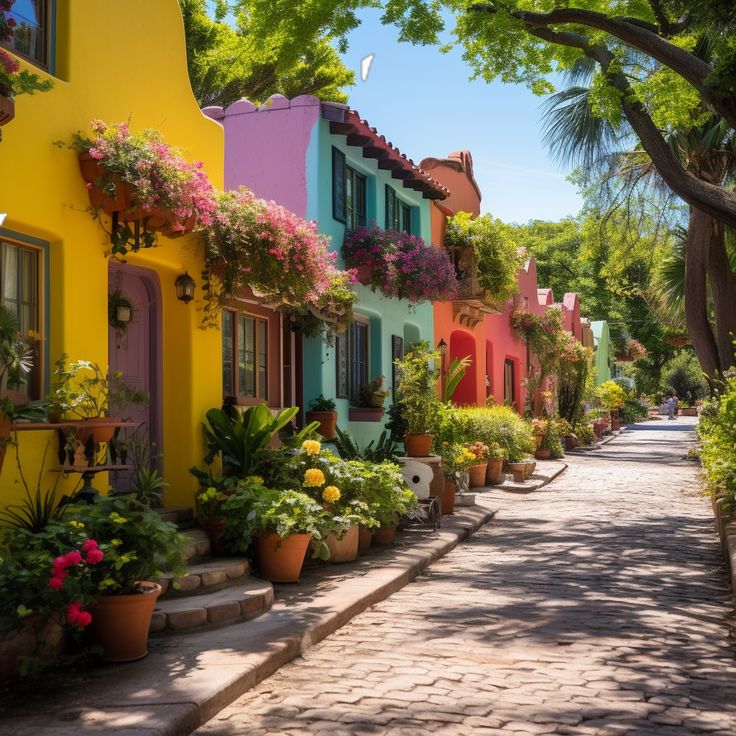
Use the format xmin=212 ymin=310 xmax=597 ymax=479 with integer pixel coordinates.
xmin=449 ymin=330 xmax=477 ymax=406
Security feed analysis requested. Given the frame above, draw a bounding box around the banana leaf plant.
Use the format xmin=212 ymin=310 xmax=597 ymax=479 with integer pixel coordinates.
xmin=197 ymin=404 xmax=299 ymax=478
xmin=443 ymin=355 xmax=471 ymax=404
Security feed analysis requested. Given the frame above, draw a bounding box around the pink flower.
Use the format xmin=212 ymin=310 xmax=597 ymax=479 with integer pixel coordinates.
xmin=85 ymin=548 xmax=104 ymax=565
xmin=66 ymin=602 xmax=92 ymax=629
xmin=49 ymin=576 xmax=64 ymax=591
xmin=63 ymin=550 xmax=83 ymax=567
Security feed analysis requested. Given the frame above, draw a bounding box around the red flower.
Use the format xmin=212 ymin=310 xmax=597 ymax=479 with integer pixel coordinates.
xmin=85 ymin=548 xmax=104 ymax=565
xmin=66 ymin=601 xmax=92 ymax=629
xmin=49 ymin=576 xmax=64 ymax=591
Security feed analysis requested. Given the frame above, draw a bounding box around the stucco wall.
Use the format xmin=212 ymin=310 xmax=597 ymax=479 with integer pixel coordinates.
xmin=0 ymin=0 xmax=224 ymax=507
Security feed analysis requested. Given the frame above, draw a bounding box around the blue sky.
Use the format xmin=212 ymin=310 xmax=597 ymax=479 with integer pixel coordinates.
xmin=339 ymin=9 xmax=583 ymax=224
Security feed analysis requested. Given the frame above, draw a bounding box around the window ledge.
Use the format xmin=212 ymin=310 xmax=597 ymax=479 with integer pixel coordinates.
xmin=348 ymin=407 xmax=385 ymax=422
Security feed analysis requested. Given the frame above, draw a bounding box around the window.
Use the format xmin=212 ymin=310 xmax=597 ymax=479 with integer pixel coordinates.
xmin=503 ymin=359 xmax=515 ymax=406
xmin=3 ymin=0 xmax=50 ymax=68
xmin=335 ymin=316 xmax=369 ymax=403
xmin=385 ymin=186 xmax=411 ymax=233
xmin=222 ymin=309 xmax=268 ymax=402
xmin=0 ymin=238 xmax=41 ymax=400
xmin=391 ymin=335 xmax=404 ymax=402
xmin=332 ymin=146 xmax=366 ymax=230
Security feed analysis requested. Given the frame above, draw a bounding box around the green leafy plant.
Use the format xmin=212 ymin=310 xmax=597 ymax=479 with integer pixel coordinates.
xmin=0 ymin=305 xmax=35 ymax=417
xmin=333 ymin=426 xmax=399 ymax=463
xmin=596 ymin=380 xmax=626 ymax=411
xmin=308 ymin=395 xmax=336 ymax=412
xmin=358 ymin=376 xmax=390 ymax=408
xmin=438 ymin=443 xmax=479 ymax=476
xmin=394 ymin=341 xmax=443 ymax=436
xmin=443 ymin=355 xmax=471 ymax=404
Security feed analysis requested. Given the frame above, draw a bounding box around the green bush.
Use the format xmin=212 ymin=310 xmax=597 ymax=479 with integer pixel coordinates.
xmin=659 ymin=352 xmax=708 ymax=405
xmin=439 ymin=405 xmax=535 ymax=462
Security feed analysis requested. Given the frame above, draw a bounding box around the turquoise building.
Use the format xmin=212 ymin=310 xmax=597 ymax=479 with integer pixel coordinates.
xmin=209 ymin=95 xmax=448 ymax=445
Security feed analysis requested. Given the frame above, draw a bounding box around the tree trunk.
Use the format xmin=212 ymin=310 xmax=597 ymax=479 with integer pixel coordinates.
xmin=685 ymin=208 xmax=720 ymax=380
xmin=706 ymin=219 xmax=736 ymax=371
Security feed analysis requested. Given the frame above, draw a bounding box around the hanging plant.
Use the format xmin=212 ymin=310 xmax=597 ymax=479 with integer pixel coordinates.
xmin=61 ymin=120 xmax=216 ymax=256
xmin=108 ymin=289 xmax=134 ymax=345
xmin=201 ymin=188 xmax=356 ymax=337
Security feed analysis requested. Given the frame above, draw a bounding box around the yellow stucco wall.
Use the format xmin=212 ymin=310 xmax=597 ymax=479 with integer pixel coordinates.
xmin=0 ymin=0 xmax=224 ymax=508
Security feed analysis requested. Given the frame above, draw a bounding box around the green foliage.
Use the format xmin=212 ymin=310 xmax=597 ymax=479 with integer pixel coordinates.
xmin=659 ymin=351 xmax=709 ymax=405
xmin=196 ymin=404 xmax=299 ymax=478
xmin=0 ymin=305 xmax=36 ymax=416
xmin=179 ymin=0 xmax=361 ymax=107
xmin=0 ymin=483 xmax=65 ymax=533
xmin=558 ymin=341 xmax=596 ymax=425
xmin=308 ymin=394 xmax=337 ymax=412
xmin=596 ymin=380 xmax=626 ymax=411
xmin=439 ymin=405 xmax=534 ymax=463
xmin=573 ymin=419 xmax=595 ymax=446
xmin=394 ymin=341 xmax=443 ymax=435
xmin=333 ymin=426 xmax=399 ymax=463
xmin=444 ymin=355 xmax=471 ymax=404
xmin=445 ymin=212 xmax=521 ymax=307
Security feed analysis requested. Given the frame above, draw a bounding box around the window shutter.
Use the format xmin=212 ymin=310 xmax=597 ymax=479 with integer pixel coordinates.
xmin=332 ymin=147 xmax=346 ymax=223
xmin=385 ymin=184 xmax=394 ymax=229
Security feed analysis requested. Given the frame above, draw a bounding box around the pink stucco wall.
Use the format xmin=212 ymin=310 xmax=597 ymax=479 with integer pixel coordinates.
xmin=563 ymin=293 xmax=582 ymax=341
xmin=203 ymin=94 xmax=321 ymax=218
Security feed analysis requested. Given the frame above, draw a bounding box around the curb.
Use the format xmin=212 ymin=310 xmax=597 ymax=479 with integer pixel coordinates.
xmin=490 ymin=460 xmax=568 ymax=494
xmin=2 ymin=507 xmax=495 ymax=736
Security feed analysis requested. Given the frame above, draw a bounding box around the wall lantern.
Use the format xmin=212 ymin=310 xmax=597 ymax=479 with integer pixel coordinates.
xmin=436 ymin=338 xmax=448 ymax=357
xmin=175 ymin=271 xmax=196 ymax=303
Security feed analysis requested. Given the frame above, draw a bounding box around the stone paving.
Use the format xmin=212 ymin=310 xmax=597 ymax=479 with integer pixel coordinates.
xmin=195 ymin=417 xmax=736 ymax=736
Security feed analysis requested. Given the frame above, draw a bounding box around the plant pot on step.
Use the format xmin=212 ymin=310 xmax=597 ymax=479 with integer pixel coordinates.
xmin=373 ymin=525 xmax=397 ymax=545
xmin=442 ymin=477 xmax=457 ymax=515
xmin=535 ymin=447 xmax=551 ymax=460
xmin=468 ymin=463 xmax=488 ymax=488
xmin=485 ymin=457 xmax=504 ymax=485
xmin=305 ymin=411 xmax=338 ymax=441
xmin=89 ymin=581 xmax=161 ymax=662
xmin=404 ymin=433 xmax=434 ymax=457
xmin=200 ymin=518 xmax=227 ymax=556
xmin=256 ymin=532 xmax=311 ymax=582
xmin=325 ymin=524 xmax=359 ymax=563
xmin=507 ymin=462 xmax=527 ymax=483
xmin=358 ymin=525 xmax=374 ymax=551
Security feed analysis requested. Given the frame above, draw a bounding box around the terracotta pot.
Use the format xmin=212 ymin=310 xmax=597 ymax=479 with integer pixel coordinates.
xmin=404 ymin=434 xmax=434 ymax=457
xmin=0 ymin=94 xmax=15 ymax=128
xmin=610 ymin=412 xmax=621 ymax=431
xmin=348 ymin=407 xmax=384 ymax=422
xmin=0 ymin=615 xmax=64 ymax=684
xmin=305 ymin=411 xmax=338 ymax=441
xmin=681 ymin=407 xmax=698 ymax=416
xmin=485 ymin=457 xmax=504 ymax=485
xmin=535 ymin=447 xmax=551 ymax=460
xmin=256 ymin=532 xmax=311 ymax=582
xmin=162 ymin=212 xmax=197 ymax=238
xmin=78 ymin=153 xmax=133 ymax=214
xmin=358 ymin=525 xmax=374 ymax=550
xmin=564 ymin=435 xmax=579 ymax=450
xmin=373 ymin=526 xmax=397 ymax=545
xmin=325 ymin=524 xmax=359 ymax=563
xmin=89 ymin=582 xmax=161 ymax=662
xmin=468 ymin=463 xmax=488 ymax=488
xmin=200 ymin=518 xmax=227 ymax=557
xmin=524 ymin=461 xmax=537 ymax=480
xmin=75 ymin=417 xmax=122 ymax=446
xmin=442 ymin=477 xmax=457 ymax=515
xmin=354 ymin=264 xmax=373 ymax=285
xmin=508 ymin=463 xmax=526 ymax=483
xmin=0 ymin=412 xmax=11 ymax=477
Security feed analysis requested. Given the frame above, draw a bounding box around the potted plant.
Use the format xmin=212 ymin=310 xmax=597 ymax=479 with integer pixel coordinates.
xmin=531 ymin=417 xmax=547 ymax=452
xmin=439 ymin=443 xmax=478 ymax=514
xmin=195 ymin=481 xmax=235 ymax=556
xmin=68 ymin=495 xmax=185 ymax=662
xmin=108 ymin=289 xmax=134 ymax=346
xmin=305 ymin=395 xmax=338 ymax=441
xmin=350 ymin=376 xmax=391 ymax=422
xmin=596 ymin=381 xmax=626 ymax=432
xmin=221 ymin=480 xmax=329 ymax=582
xmin=485 ymin=442 xmax=506 ymax=485
xmin=395 ymin=342 xmax=444 ymax=457
xmin=466 ymin=442 xmax=491 ymax=488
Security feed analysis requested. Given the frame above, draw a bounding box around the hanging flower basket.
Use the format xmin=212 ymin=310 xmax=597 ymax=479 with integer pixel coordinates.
xmin=0 ymin=94 xmax=14 ymax=127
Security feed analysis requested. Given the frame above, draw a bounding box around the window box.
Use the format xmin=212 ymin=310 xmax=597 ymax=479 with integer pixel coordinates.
xmin=348 ymin=407 xmax=384 ymax=422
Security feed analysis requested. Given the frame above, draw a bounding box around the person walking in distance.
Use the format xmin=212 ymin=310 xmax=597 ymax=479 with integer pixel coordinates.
xmin=667 ymin=395 xmax=675 ymax=420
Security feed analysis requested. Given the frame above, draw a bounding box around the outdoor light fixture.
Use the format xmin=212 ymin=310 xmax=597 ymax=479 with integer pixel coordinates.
xmin=175 ymin=271 xmax=196 ymax=303
xmin=437 ymin=338 xmax=447 ymax=356
xmin=0 ymin=213 xmax=6 ymax=227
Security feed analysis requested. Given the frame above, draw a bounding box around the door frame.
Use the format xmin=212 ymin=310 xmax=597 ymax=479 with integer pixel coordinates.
xmin=108 ymin=262 xmax=164 ymax=470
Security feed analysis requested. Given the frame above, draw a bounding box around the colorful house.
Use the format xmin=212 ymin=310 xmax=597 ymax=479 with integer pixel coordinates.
xmin=591 ymin=320 xmax=612 ymax=384
xmin=0 ymin=0 xmax=224 ymax=508
xmin=207 ymin=95 xmax=448 ymax=445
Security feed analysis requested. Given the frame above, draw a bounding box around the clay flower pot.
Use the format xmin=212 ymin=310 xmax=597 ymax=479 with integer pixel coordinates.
xmin=404 ymin=434 xmax=434 ymax=457
xmin=200 ymin=518 xmax=227 ymax=557
xmin=354 ymin=264 xmax=373 ymax=286
xmin=535 ymin=447 xmax=551 ymax=460
xmin=373 ymin=526 xmax=397 ymax=545
xmin=0 ymin=94 xmax=15 ymax=131
xmin=75 ymin=417 xmax=122 ymax=446
xmin=305 ymin=411 xmax=338 ymax=441
xmin=325 ymin=524 xmax=359 ymax=563
xmin=508 ymin=462 xmax=526 ymax=483
xmin=89 ymin=582 xmax=162 ymax=662
xmin=358 ymin=525 xmax=374 ymax=550
xmin=442 ymin=477 xmax=457 ymax=515
xmin=468 ymin=463 xmax=488 ymax=488
xmin=78 ymin=152 xmax=134 ymax=215
xmin=485 ymin=457 xmax=504 ymax=485
xmin=524 ymin=461 xmax=536 ymax=480
xmin=256 ymin=532 xmax=311 ymax=582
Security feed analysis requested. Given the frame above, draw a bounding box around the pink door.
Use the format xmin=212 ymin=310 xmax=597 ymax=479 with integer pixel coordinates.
xmin=108 ymin=264 xmax=162 ymax=488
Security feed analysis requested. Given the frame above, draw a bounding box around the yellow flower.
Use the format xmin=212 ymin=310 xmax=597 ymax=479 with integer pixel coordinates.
xmin=303 ymin=468 xmax=325 ymax=487
xmin=109 ymin=511 xmax=127 ymax=525
xmin=68 ymin=520 xmax=85 ymax=529
xmin=322 ymin=485 xmax=341 ymax=503
xmin=245 ymin=475 xmax=264 ymax=485
xmin=466 ymin=452 xmax=477 ymax=461
xmin=111 ymin=539 xmax=122 ymax=547
xmin=301 ymin=439 xmax=322 ymax=456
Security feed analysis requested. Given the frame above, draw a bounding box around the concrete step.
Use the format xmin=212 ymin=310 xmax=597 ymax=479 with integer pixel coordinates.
xmin=181 ymin=528 xmax=211 ymax=561
xmin=158 ymin=557 xmax=251 ymax=597
xmin=150 ymin=580 xmax=274 ymax=633
xmin=155 ymin=505 xmax=196 ymax=529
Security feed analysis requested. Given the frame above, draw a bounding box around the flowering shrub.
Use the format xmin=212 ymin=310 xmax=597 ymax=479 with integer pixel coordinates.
xmin=531 ymin=418 xmax=548 ymax=437
xmin=596 ymin=380 xmax=626 ymax=411
xmin=616 ymin=337 xmax=648 ymax=362
xmin=342 ymin=225 xmax=457 ymax=303
xmin=439 ymin=443 xmax=478 ymax=475
xmin=466 ymin=441 xmax=491 ymax=462
xmin=66 ymin=120 xmax=216 ymax=255
xmin=196 ymin=486 xmax=230 ymax=521
xmin=203 ymin=188 xmax=356 ymax=335
xmin=0 ymin=2 xmax=53 ymax=100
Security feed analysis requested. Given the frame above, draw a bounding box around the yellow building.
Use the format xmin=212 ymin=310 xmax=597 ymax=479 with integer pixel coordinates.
xmin=0 ymin=0 xmax=223 ymax=507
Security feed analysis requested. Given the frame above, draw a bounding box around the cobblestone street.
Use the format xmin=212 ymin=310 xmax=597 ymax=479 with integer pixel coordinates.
xmin=196 ymin=418 xmax=736 ymax=736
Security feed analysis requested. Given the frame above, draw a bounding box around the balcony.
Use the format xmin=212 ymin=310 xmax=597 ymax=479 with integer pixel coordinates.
xmin=446 ymin=245 xmax=500 ymax=327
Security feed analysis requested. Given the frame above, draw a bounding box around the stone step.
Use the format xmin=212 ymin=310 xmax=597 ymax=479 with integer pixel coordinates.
xmin=158 ymin=557 xmax=251 ymax=597
xmin=150 ymin=580 xmax=274 ymax=633
xmin=155 ymin=505 xmax=196 ymax=529
xmin=181 ymin=528 xmax=211 ymax=561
